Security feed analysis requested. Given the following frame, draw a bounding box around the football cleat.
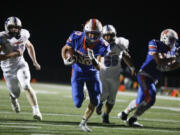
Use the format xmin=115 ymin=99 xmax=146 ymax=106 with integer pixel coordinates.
xmin=117 ymin=111 xmax=128 ymax=121
xmin=33 ymin=111 xmax=42 ymax=121
xmin=79 ymin=122 xmax=92 ymax=132
xmin=10 ymin=94 xmax=20 ymax=113
xmin=102 ymin=113 xmax=110 ymax=124
xmin=96 ymin=102 xmax=103 ymax=115
xmin=127 ymin=117 xmax=143 ymax=127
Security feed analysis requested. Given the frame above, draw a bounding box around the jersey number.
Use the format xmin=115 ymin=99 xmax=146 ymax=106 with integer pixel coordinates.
xmin=104 ymin=55 xmax=119 ymax=67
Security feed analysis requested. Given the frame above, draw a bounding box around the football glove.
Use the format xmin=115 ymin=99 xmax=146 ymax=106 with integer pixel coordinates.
xmin=87 ymin=48 xmax=95 ymax=60
xmin=63 ymin=56 xmax=75 ymax=66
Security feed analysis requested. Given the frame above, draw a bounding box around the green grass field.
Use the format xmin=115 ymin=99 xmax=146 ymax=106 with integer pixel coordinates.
xmin=0 ymin=81 xmax=180 ymax=135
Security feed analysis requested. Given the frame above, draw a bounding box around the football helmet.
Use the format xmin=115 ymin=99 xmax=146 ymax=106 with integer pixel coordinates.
xmin=84 ymin=19 xmax=102 ymax=44
xmin=160 ymin=29 xmax=178 ymax=48
xmin=4 ymin=16 xmax=22 ymax=38
xmin=102 ymin=25 xmax=116 ymax=44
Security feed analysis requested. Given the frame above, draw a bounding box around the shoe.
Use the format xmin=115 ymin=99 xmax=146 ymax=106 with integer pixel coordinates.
xmin=102 ymin=113 xmax=110 ymax=124
xmin=127 ymin=117 xmax=143 ymax=127
xmin=79 ymin=122 xmax=92 ymax=132
xmin=10 ymin=94 xmax=20 ymax=113
xmin=96 ymin=103 xmax=103 ymax=115
xmin=117 ymin=111 xmax=128 ymax=121
xmin=33 ymin=111 xmax=42 ymax=121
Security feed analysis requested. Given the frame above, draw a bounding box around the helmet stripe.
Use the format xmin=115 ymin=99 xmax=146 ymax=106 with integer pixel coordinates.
xmin=13 ymin=17 xmax=17 ymax=25
xmin=92 ymin=19 xmax=96 ymax=30
xmin=163 ymin=29 xmax=168 ymax=35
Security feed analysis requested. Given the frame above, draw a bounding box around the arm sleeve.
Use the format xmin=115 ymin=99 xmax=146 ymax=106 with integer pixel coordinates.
xmin=148 ymin=40 xmax=157 ymax=55
xmin=22 ymin=29 xmax=30 ymax=44
xmin=66 ymin=32 xmax=75 ymax=49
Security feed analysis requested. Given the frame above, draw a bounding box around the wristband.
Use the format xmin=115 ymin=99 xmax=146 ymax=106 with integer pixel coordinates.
xmin=92 ymin=59 xmax=98 ymax=66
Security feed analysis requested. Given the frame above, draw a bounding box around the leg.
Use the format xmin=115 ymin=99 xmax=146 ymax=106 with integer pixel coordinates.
xmin=118 ymin=74 xmax=145 ymax=123
xmin=103 ymin=78 xmax=119 ymax=123
xmin=4 ymin=73 xmax=21 ymax=113
xmin=79 ymin=73 xmax=102 ymax=132
xmin=117 ymin=99 xmax=136 ymax=121
xmin=71 ymin=71 xmax=85 ymax=108
xmin=128 ymin=74 xmax=156 ymax=127
xmin=17 ymin=66 xmax=42 ymax=121
xmin=96 ymin=77 xmax=109 ymax=115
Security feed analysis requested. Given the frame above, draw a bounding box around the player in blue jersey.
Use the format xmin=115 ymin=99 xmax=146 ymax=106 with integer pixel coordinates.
xmin=61 ymin=19 xmax=110 ymax=132
xmin=117 ymin=29 xmax=180 ymax=127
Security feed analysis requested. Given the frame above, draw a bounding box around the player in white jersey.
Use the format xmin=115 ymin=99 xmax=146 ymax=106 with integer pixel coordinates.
xmin=0 ymin=16 xmax=42 ymax=121
xmin=96 ymin=25 xmax=137 ymax=123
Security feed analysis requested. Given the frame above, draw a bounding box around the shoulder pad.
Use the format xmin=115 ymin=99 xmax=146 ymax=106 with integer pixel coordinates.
xmin=71 ymin=31 xmax=83 ymax=39
xmin=20 ymin=29 xmax=30 ymax=39
xmin=115 ymin=37 xmax=129 ymax=50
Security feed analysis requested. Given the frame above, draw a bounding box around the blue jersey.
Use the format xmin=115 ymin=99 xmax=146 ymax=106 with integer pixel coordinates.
xmin=140 ymin=39 xmax=173 ymax=81
xmin=66 ymin=31 xmax=110 ymax=74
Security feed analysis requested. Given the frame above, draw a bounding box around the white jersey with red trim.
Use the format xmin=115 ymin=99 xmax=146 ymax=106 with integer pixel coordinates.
xmin=100 ymin=37 xmax=129 ymax=78
xmin=0 ymin=29 xmax=30 ymax=72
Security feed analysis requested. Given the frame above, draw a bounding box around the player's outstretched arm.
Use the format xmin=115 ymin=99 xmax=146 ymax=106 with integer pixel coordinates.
xmin=25 ymin=40 xmax=41 ymax=70
xmin=122 ymin=50 xmax=137 ymax=76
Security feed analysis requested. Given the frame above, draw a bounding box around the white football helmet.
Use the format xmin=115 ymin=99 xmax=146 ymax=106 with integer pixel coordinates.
xmin=84 ymin=19 xmax=102 ymax=44
xmin=4 ymin=16 xmax=22 ymax=38
xmin=102 ymin=25 xmax=117 ymax=44
xmin=160 ymin=29 xmax=178 ymax=48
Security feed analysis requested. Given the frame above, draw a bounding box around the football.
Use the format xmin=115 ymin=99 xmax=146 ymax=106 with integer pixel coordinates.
xmin=65 ymin=48 xmax=76 ymax=64
xmin=65 ymin=48 xmax=74 ymax=60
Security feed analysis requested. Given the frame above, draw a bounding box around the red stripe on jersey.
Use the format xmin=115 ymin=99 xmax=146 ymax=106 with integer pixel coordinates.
xmin=140 ymin=75 xmax=150 ymax=103
xmin=149 ymin=46 xmax=157 ymax=49
xmin=71 ymin=68 xmax=73 ymax=79
xmin=14 ymin=41 xmax=23 ymax=45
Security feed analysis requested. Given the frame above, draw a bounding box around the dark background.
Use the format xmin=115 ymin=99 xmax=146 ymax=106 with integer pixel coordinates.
xmin=0 ymin=1 xmax=179 ymax=85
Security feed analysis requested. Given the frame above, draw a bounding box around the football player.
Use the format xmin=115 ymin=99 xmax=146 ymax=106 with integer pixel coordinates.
xmin=96 ymin=25 xmax=136 ymax=124
xmin=0 ymin=17 xmax=42 ymax=121
xmin=117 ymin=29 xmax=180 ymax=127
xmin=61 ymin=19 xmax=110 ymax=132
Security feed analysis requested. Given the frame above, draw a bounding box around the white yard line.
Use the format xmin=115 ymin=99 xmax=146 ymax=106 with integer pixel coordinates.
xmin=0 ymin=125 xmax=41 ymax=129
xmin=0 ymin=122 xmax=179 ymax=133
xmin=1 ymin=111 xmax=180 ymax=123
xmin=118 ymin=91 xmax=180 ymax=101
xmin=31 ymin=134 xmax=53 ymax=135
xmin=152 ymin=106 xmax=180 ymax=111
